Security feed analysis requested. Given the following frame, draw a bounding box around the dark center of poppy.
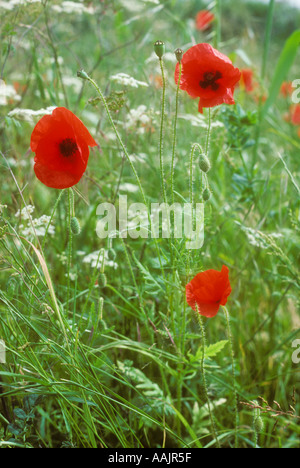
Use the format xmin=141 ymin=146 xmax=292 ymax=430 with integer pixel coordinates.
xmin=199 ymin=71 xmax=222 ymax=91
xmin=59 ymin=138 xmax=78 ymax=157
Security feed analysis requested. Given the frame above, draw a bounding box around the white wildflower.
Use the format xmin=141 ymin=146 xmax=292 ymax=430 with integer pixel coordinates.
xmin=44 ymin=56 xmax=64 ymax=66
xmin=62 ymin=76 xmax=82 ymax=93
xmin=178 ymin=114 xmax=224 ymax=129
xmin=110 ymin=73 xmax=148 ymax=89
xmin=124 ymin=105 xmax=152 ymax=134
xmin=66 ymin=272 xmax=77 ymax=282
xmin=15 ymin=206 xmax=55 ymax=238
xmin=129 ymin=153 xmax=148 ymax=164
xmin=119 ymin=183 xmax=139 ymax=193
xmin=6 ymin=157 xmax=29 ymax=168
xmin=51 ymin=1 xmax=95 ymax=14
xmin=146 ymin=51 xmax=177 ymax=64
xmin=15 ymin=205 xmax=35 ymax=220
xmin=0 ymin=0 xmax=41 ymax=10
xmin=21 ymin=215 xmax=55 ymax=238
xmin=239 ymin=224 xmax=283 ymax=250
xmin=57 ymin=253 xmax=68 ymax=266
xmin=82 ymin=250 xmax=118 ymax=270
xmin=0 ymin=80 xmax=21 ymax=106
xmin=7 ymin=106 xmax=56 ymax=124
xmin=120 ymin=0 xmax=159 ymax=13
xmin=105 ymin=131 xmax=117 ymax=141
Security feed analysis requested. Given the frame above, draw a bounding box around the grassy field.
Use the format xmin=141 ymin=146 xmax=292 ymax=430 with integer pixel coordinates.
xmin=0 ymin=0 xmax=299 ymax=449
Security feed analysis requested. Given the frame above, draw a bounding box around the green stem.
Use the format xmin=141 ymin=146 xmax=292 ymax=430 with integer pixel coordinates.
xmin=159 ymin=57 xmax=167 ymax=204
xmin=205 ymin=108 xmax=212 ymax=157
xmin=78 ymin=71 xmax=169 ymax=311
xmin=81 ymin=73 xmax=147 ymax=209
xmin=42 ymin=190 xmax=64 ymax=251
xmin=66 ymin=188 xmax=73 ymax=310
xmin=196 ymin=309 xmax=220 ymax=448
xmin=171 ymin=61 xmax=181 ymax=204
xmin=223 ymin=305 xmax=239 ymax=448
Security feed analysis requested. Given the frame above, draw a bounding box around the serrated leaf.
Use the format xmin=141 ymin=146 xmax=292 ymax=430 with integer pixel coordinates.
xmin=205 ymin=340 xmax=228 ymax=358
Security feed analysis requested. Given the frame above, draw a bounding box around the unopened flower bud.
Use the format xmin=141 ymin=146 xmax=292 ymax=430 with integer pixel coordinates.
xmin=174 ymin=48 xmax=183 ymax=63
xmin=154 ymin=40 xmax=165 ymax=59
xmin=202 ymin=188 xmax=211 ymax=201
xmin=199 ymin=153 xmax=211 ymax=173
xmin=98 ymin=273 xmax=107 ymax=288
xmin=108 ymin=248 xmax=116 ymax=261
xmin=77 ymin=69 xmax=89 ymax=80
xmin=70 ymin=217 xmax=81 ymax=236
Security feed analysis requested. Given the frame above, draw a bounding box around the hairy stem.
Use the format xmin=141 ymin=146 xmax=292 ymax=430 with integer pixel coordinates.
xmin=196 ymin=309 xmax=220 ymax=447
xmin=223 ymin=305 xmax=239 ymax=448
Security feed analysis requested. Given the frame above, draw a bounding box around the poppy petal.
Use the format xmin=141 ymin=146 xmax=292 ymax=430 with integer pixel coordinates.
xmin=186 ymin=265 xmax=232 ymax=318
xmin=34 ymin=161 xmax=83 ymax=189
xmin=30 ymin=107 xmax=97 ymax=189
xmin=175 ymin=43 xmax=241 ymax=113
xmin=53 ymin=107 xmax=97 ymax=148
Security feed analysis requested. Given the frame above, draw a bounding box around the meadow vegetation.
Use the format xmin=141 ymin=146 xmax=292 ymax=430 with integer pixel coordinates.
xmin=0 ymin=0 xmax=299 ymax=448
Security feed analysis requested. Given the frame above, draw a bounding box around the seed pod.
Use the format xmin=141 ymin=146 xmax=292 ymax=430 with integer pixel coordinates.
xmin=98 ymin=273 xmax=107 ymax=288
xmin=154 ymin=40 xmax=165 ymax=59
xmin=174 ymin=48 xmax=183 ymax=63
xmin=70 ymin=217 xmax=81 ymax=235
xmin=199 ymin=153 xmax=211 ymax=173
xmin=202 ymin=188 xmax=211 ymax=201
xmin=108 ymin=248 xmax=116 ymax=261
xmin=77 ymin=69 xmax=89 ymax=80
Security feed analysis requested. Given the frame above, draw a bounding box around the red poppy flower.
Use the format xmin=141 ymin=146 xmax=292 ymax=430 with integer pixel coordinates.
xmin=30 ymin=107 xmax=97 ymax=189
xmin=175 ymin=43 xmax=241 ymax=113
xmin=186 ymin=265 xmax=232 ymax=318
xmin=195 ymin=10 xmax=215 ymax=31
xmin=291 ymin=104 xmax=300 ymax=125
xmin=280 ymin=81 xmax=293 ymax=97
xmin=239 ymin=69 xmax=255 ymax=93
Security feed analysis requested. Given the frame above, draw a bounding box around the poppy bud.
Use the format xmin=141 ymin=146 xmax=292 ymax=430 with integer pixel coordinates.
xmin=174 ymin=48 xmax=183 ymax=63
xmin=70 ymin=217 xmax=81 ymax=236
xmin=202 ymin=188 xmax=211 ymax=201
xmin=77 ymin=69 xmax=89 ymax=80
xmin=198 ymin=153 xmax=211 ymax=173
xmin=253 ymin=416 xmax=264 ymax=433
xmin=154 ymin=40 xmax=165 ymax=59
xmin=98 ymin=273 xmax=107 ymax=288
xmin=108 ymin=248 xmax=116 ymax=261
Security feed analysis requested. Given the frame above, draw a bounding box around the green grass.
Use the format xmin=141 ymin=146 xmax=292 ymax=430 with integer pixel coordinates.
xmin=0 ymin=0 xmax=299 ymax=448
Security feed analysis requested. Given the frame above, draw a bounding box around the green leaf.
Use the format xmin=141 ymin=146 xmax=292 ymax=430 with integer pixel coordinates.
xmin=189 ymin=340 xmax=229 ymax=363
xmin=7 ymin=424 xmax=23 ymax=436
xmin=262 ymin=29 xmax=300 ymax=117
xmin=204 ymin=340 xmax=228 ymax=358
xmin=13 ymin=408 xmax=27 ymax=420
